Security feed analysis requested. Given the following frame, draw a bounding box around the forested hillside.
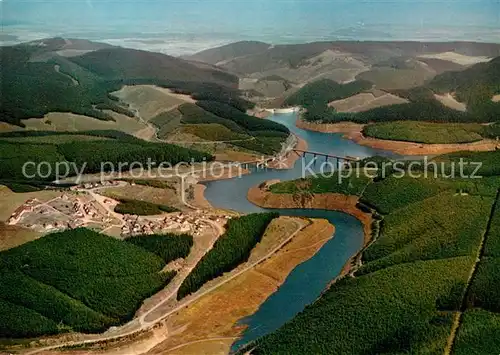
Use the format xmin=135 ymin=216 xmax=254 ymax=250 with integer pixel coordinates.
xmin=0 ymin=39 xmax=239 ymax=126
xmin=247 ymin=151 xmax=500 ymax=354
xmin=301 ymin=57 xmax=500 ymax=125
xmin=0 ymin=228 xmax=190 ymax=337
xmin=284 ymin=79 xmax=372 ymax=108
xmin=151 ymin=102 xmax=289 ymax=155
xmin=0 ymin=130 xmax=213 ymax=187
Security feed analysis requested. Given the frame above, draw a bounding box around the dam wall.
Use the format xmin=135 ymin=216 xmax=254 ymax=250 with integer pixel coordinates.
xmin=264 ymin=107 xmax=300 ymax=114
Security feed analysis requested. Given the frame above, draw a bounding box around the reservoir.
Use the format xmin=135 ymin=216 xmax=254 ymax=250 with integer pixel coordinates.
xmin=203 ymin=113 xmax=397 ymax=349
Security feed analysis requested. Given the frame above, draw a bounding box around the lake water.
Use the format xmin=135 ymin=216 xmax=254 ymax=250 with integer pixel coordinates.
xmin=202 ymin=113 xmax=396 ymax=350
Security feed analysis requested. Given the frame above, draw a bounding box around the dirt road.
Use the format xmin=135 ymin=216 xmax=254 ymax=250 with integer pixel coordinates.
xmin=25 ymin=218 xmax=305 ymax=354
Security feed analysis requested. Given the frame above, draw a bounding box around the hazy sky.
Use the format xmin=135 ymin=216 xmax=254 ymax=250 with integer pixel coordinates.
xmin=2 ymin=0 xmax=499 ymax=55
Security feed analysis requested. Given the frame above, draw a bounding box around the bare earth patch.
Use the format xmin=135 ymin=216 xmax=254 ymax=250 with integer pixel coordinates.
xmin=0 ymin=122 xmax=23 ymax=133
xmin=296 ymin=118 xmax=500 ymax=156
xmin=0 ymin=186 xmax=59 ymax=250
xmin=356 ymin=67 xmax=436 ymax=90
xmin=492 ymin=94 xmax=500 ymax=103
xmin=329 ymin=92 xmax=409 ymax=112
xmin=247 ymin=184 xmax=372 ymax=246
xmin=214 ymin=150 xmax=260 ymax=162
xmin=434 ymin=93 xmax=467 ymax=111
xmin=418 ymin=52 xmax=492 ymax=66
xmin=249 ymin=49 xmax=370 ymax=84
xmin=55 ymin=49 xmax=95 ymax=57
xmin=112 ymin=86 xmax=195 ymax=121
xmin=267 ymin=134 xmax=308 ymax=170
xmin=20 ymin=112 xmax=150 ymax=138
xmin=100 ymin=184 xmax=186 ymax=211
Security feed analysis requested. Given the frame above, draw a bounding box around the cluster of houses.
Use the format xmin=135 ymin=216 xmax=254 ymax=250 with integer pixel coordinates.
xmin=8 ymin=180 xmax=235 ymax=238
xmin=8 ymin=193 xmax=115 ymax=233
xmin=120 ymin=212 xmax=231 ymax=237
xmin=121 ymin=212 xmax=202 ymax=237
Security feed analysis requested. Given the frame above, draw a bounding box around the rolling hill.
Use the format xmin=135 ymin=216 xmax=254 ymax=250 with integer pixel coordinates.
xmin=188 ymin=40 xmax=500 ymax=96
xmin=296 ymin=55 xmax=500 ymax=127
xmin=0 ymin=38 xmax=239 ymax=126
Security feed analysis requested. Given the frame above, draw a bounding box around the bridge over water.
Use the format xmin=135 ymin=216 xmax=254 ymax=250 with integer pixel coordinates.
xmin=239 ymin=149 xmax=359 ymax=169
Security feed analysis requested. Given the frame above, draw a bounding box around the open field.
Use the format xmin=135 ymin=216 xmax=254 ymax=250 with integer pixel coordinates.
xmin=356 ymin=67 xmax=435 ymax=90
xmin=328 ymin=91 xmax=409 ymax=112
xmin=112 ymin=86 xmax=195 ymax=121
xmin=0 ymin=122 xmax=23 ymax=133
xmin=19 ymin=112 xmax=150 ymax=138
xmin=363 ymin=121 xmax=485 ymax=144
xmin=0 ymin=223 xmax=42 ymax=252
xmin=418 ymin=52 xmax=492 ymax=66
xmin=434 ymin=93 xmax=467 ymax=111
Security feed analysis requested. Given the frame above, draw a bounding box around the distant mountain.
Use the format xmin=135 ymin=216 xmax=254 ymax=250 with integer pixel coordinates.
xmin=0 ymin=38 xmax=239 ymax=126
xmin=187 ymin=40 xmax=500 ymax=94
xmin=185 ymin=41 xmax=271 ymax=65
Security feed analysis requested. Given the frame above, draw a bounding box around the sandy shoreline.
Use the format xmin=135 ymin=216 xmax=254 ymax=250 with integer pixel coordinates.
xmin=145 ymin=217 xmax=334 ymax=355
xmin=296 ymin=118 xmax=499 ymax=156
xmin=247 ymin=184 xmax=372 ymax=246
xmin=246 ymin=182 xmax=374 ymax=292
